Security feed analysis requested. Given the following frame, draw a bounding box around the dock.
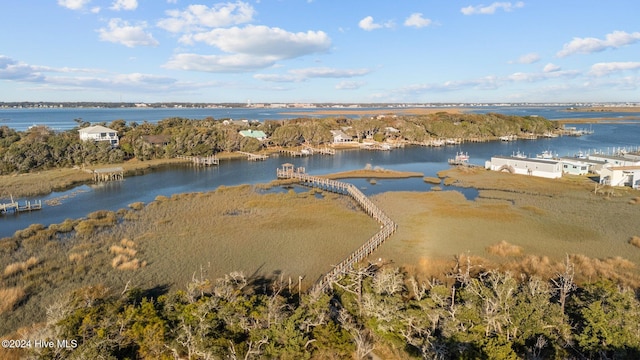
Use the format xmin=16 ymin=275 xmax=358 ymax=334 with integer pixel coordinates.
xmin=1 ymin=195 xmax=42 ymax=215
xmin=92 ymin=167 xmax=124 ymax=182
xmin=238 ymin=151 xmax=269 ymax=161
xmin=276 ymin=164 xmax=397 ymax=295
xmin=302 ymin=145 xmax=336 ymax=155
xmin=177 ymin=155 xmax=219 ymax=166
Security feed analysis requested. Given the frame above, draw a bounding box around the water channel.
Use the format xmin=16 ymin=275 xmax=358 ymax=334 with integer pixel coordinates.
xmin=2 ymin=121 xmax=639 ymax=237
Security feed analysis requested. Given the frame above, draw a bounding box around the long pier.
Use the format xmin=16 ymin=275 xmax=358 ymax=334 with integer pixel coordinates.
xmin=276 ymin=164 xmax=397 ymax=294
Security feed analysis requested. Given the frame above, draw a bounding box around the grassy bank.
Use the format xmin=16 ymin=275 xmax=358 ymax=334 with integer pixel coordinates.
xmin=0 ymin=184 xmax=378 ymax=335
xmin=373 ymin=166 xmax=640 ymax=285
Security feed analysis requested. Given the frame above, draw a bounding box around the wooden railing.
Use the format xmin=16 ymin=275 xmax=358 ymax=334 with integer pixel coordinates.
xmin=277 ymin=166 xmax=397 ymax=294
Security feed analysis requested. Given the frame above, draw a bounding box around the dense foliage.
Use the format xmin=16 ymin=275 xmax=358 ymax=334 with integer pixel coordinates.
xmin=0 ymin=113 xmax=555 ymax=175
xmin=22 ymin=261 xmax=640 ymax=360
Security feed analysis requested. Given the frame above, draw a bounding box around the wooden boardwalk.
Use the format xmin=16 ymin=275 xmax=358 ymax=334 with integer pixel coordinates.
xmin=276 ymin=164 xmax=397 ymax=294
xmin=177 ymin=155 xmax=219 ymax=166
xmin=302 ymin=145 xmax=336 ymax=155
xmin=238 ymin=151 xmax=269 ymax=161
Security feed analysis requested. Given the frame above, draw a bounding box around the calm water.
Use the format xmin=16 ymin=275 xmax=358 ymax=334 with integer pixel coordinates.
xmin=1 ymin=108 xmax=639 ymax=237
xmin=1 ymin=106 xmax=639 ymax=132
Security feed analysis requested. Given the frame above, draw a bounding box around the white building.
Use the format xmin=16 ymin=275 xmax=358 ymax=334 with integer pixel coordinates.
xmin=486 ymin=156 xmax=563 ymax=179
xmin=330 ymin=129 xmax=353 ymax=143
xmin=78 ymin=125 xmax=119 ymax=147
xmin=587 ymin=154 xmax=640 ymax=167
xmin=560 ymin=159 xmax=590 ymax=175
xmin=600 ymin=165 xmax=640 ymax=189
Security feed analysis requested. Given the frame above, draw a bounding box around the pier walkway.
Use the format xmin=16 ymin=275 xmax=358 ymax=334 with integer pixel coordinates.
xmin=238 ymin=151 xmax=269 ymax=161
xmin=92 ymin=167 xmax=124 ymax=182
xmin=177 ymin=155 xmax=219 ymax=166
xmin=276 ymin=164 xmax=397 ymax=294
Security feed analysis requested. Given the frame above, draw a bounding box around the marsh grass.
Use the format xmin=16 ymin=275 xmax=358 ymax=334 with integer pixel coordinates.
xmin=0 ymin=287 xmax=26 ymax=314
xmin=486 ymin=241 xmax=523 ymax=257
xmin=3 ymin=257 xmax=38 ymax=277
xmin=629 ymin=236 xmax=640 ymax=248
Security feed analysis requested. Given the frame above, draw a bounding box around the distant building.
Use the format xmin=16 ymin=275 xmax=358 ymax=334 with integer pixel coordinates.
xmin=78 ymin=125 xmax=119 ymax=147
xmin=486 ymin=156 xmax=563 ymax=179
xmin=600 ymin=165 xmax=640 ymax=189
xmin=142 ymin=135 xmax=171 ymax=147
xmin=587 ymin=154 xmax=640 ymax=167
xmin=239 ymin=129 xmax=267 ymax=141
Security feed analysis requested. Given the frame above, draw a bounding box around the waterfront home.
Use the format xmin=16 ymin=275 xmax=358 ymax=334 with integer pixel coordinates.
xmin=486 ymin=156 xmax=563 ymax=179
xmin=330 ymin=129 xmax=353 ymax=143
xmin=560 ymin=159 xmax=591 ymax=175
xmin=239 ymin=129 xmax=267 ymax=141
xmin=587 ymin=153 xmax=640 ymax=167
xmin=78 ymin=125 xmax=119 ymax=147
xmin=599 ymin=165 xmax=640 ymax=189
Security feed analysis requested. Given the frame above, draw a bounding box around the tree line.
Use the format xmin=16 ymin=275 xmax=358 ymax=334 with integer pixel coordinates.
xmin=22 ymin=258 xmax=640 ymax=360
xmin=0 ymin=113 xmax=556 ymax=175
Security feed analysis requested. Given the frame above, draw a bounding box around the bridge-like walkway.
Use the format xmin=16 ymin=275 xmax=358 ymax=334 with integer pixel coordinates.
xmin=277 ymin=164 xmax=397 ymax=294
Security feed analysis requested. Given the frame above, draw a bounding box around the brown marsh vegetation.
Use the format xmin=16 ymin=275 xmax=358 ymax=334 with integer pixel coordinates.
xmin=373 ymin=166 xmax=640 ymax=286
xmin=0 ymin=184 xmax=378 ymax=335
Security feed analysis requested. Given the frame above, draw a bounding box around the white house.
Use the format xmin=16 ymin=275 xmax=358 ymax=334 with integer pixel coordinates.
xmin=587 ymin=154 xmax=640 ymax=167
xmin=78 ymin=125 xmax=119 ymax=147
xmin=599 ymin=165 xmax=640 ymax=189
xmin=486 ymin=156 xmax=563 ymax=179
xmin=560 ymin=159 xmax=590 ymax=175
xmin=330 ymin=129 xmax=353 ymax=143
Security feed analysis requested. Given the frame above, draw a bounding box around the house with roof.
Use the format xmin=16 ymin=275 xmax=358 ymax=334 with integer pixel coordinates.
xmin=599 ymin=165 xmax=640 ymax=189
xmin=330 ymin=129 xmax=353 ymax=143
xmin=239 ymin=129 xmax=267 ymax=141
xmin=560 ymin=159 xmax=591 ymax=175
xmin=78 ymin=125 xmax=119 ymax=147
xmin=486 ymin=155 xmax=563 ymax=179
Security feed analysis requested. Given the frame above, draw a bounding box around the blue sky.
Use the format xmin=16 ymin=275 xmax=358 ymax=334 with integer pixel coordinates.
xmin=1 ymin=1 xmax=639 ymax=103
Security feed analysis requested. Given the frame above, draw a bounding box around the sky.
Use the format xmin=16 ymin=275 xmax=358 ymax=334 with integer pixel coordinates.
xmin=1 ymin=1 xmax=639 ymax=104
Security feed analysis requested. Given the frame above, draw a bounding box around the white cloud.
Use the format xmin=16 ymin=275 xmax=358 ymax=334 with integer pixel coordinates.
xmin=164 ymin=53 xmax=278 ymax=73
xmin=98 ymin=19 xmax=159 ymax=48
xmin=404 ymin=13 xmax=432 ymax=28
xmin=182 ymin=25 xmax=330 ymax=59
xmin=461 ymin=2 xmax=525 ymax=15
xmin=557 ymin=31 xmax=640 ymax=57
xmin=358 ymin=16 xmax=394 ymax=31
xmin=510 ymin=52 xmax=540 ymax=64
xmin=336 ymin=81 xmax=365 ymax=90
xmin=254 ymin=67 xmax=371 ymax=82
xmin=543 ymin=63 xmax=561 ymax=73
xmin=57 ymin=0 xmax=92 ymax=11
xmin=359 ymin=16 xmax=381 ymax=31
xmin=589 ymin=62 xmax=640 ymax=76
xmin=157 ymin=2 xmax=255 ymax=33
xmin=110 ymin=0 xmax=138 ymax=11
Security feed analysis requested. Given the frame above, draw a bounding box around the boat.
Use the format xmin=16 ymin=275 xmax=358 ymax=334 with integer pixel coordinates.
xmin=448 ymin=151 xmax=470 ymax=165
xmin=512 ymin=150 xmax=527 ymax=158
xmin=536 ymin=150 xmax=557 ymax=159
